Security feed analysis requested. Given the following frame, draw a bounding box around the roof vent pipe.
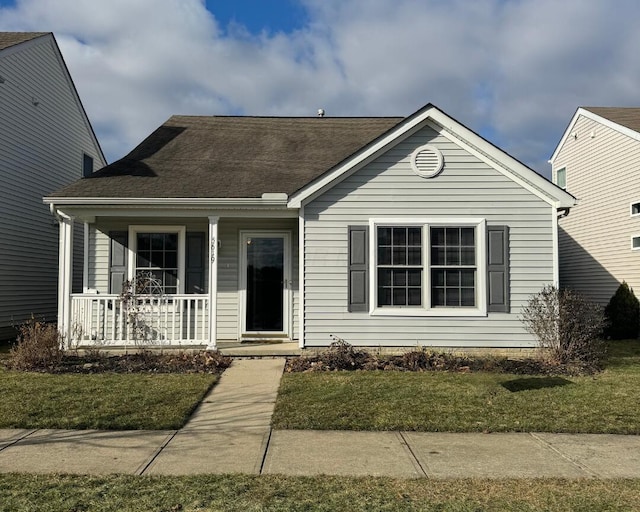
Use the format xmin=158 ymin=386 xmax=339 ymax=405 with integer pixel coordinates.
xmin=317 ymin=108 xmax=325 ymax=117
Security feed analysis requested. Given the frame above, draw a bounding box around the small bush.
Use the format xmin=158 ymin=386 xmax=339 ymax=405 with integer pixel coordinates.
xmin=604 ymin=281 xmax=640 ymax=340
xmin=521 ymin=285 xmax=606 ymax=369
xmin=322 ymin=336 xmax=370 ymax=370
xmin=8 ymin=317 xmax=63 ymax=371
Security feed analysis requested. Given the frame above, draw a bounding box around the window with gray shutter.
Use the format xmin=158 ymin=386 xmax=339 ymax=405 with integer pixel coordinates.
xmin=487 ymin=225 xmax=509 ymax=312
xmin=348 ymin=225 xmax=368 ymax=312
xmin=109 ymin=231 xmax=128 ymax=294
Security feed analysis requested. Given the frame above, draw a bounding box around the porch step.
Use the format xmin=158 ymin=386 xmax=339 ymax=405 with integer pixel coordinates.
xmin=217 ymin=341 xmax=301 ymax=358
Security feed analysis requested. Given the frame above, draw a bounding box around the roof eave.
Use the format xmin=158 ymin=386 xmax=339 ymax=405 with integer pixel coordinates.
xmin=44 ymin=195 xmax=291 ymax=209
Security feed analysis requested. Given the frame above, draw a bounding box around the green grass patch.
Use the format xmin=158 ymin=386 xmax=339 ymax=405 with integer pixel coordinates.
xmin=273 ymin=341 xmax=640 ymax=433
xmin=0 ymin=369 xmax=217 ymax=430
xmin=1 ymin=474 xmax=639 ymax=511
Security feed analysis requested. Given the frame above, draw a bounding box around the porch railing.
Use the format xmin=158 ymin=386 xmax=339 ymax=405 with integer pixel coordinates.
xmin=69 ymin=294 xmax=209 ymax=346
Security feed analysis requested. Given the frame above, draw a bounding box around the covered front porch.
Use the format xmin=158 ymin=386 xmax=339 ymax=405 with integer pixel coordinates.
xmin=51 ymin=202 xmax=300 ymax=349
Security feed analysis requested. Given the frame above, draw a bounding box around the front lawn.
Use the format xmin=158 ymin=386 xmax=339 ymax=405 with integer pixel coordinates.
xmin=1 ymin=474 xmax=640 ymax=512
xmin=272 ymin=341 xmax=640 ymax=433
xmin=0 ymin=369 xmax=217 ymax=430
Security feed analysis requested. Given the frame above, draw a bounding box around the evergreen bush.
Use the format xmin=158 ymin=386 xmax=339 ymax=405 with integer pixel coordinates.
xmin=604 ymin=281 xmax=640 ymax=339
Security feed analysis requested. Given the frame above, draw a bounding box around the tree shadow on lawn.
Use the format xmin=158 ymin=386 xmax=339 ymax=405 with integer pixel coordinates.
xmin=501 ymin=377 xmax=573 ymax=393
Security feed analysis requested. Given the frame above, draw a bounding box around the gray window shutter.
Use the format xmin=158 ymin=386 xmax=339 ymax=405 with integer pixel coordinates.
xmin=487 ymin=225 xmax=510 ymax=313
xmin=186 ymin=232 xmax=206 ymax=294
xmin=348 ymin=225 xmax=368 ymax=312
xmin=109 ymin=231 xmax=128 ymax=294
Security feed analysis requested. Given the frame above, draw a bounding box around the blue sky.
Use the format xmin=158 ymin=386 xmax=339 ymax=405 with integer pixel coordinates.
xmin=205 ymin=0 xmax=307 ymax=34
xmin=2 ymin=0 xmax=640 ymax=178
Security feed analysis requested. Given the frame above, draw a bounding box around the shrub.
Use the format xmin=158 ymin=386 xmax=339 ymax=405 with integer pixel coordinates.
xmin=604 ymin=281 xmax=640 ymax=340
xmin=521 ymin=285 xmax=606 ymax=369
xmin=322 ymin=336 xmax=369 ymax=370
xmin=8 ymin=317 xmax=63 ymax=371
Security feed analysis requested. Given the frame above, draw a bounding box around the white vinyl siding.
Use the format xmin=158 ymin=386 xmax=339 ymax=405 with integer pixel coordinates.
xmin=555 ymin=115 xmax=640 ymax=304
xmin=0 ymin=36 xmax=104 ymax=338
xmin=88 ymin=217 xmax=299 ymax=342
xmin=302 ymin=124 xmax=555 ymax=348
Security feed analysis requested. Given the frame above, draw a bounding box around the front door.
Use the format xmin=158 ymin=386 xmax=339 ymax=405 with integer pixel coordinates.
xmin=240 ymin=232 xmax=290 ymax=337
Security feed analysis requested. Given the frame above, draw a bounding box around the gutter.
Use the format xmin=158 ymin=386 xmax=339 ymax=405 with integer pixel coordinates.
xmin=43 ymin=193 xmax=290 ymax=209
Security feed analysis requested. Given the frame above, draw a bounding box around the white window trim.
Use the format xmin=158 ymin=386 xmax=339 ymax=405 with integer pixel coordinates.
xmin=630 ymin=201 xmax=640 ymax=217
xmin=369 ymin=218 xmax=487 ymax=317
xmin=631 ymin=235 xmax=640 ymax=251
xmin=555 ymin=166 xmax=567 ymax=190
xmin=127 ymin=225 xmax=186 ymax=294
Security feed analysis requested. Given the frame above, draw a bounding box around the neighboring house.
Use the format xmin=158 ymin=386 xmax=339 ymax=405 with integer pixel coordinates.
xmin=45 ymin=104 xmax=574 ymax=349
xmin=0 ymin=32 xmax=105 ymax=340
xmin=550 ymin=107 xmax=640 ymax=305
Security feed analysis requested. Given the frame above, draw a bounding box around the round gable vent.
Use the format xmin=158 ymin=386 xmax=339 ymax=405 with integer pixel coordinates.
xmin=411 ymin=144 xmax=444 ymax=178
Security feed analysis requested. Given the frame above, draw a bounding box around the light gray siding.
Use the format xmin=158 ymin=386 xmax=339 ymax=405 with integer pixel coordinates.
xmin=0 ymin=36 xmax=104 ymax=339
xmin=555 ymin=115 xmax=640 ymax=304
xmin=88 ymin=217 xmax=299 ymax=342
xmin=303 ymin=124 xmax=555 ymax=347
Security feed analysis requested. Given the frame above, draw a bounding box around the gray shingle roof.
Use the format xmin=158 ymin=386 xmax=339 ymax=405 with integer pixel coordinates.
xmin=583 ymin=107 xmax=640 ymax=134
xmin=51 ymin=115 xmax=403 ymax=199
xmin=0 ymin=32 xmax=49 ymax=51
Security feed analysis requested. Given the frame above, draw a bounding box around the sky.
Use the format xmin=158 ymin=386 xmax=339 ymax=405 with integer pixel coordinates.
xmin=1 ymin=0 xmax=639 ymax=178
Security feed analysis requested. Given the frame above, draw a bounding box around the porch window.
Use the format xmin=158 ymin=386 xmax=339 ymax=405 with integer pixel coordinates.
xmin=136 ymin=233 xmax=179 ymax=294
xmin=128 ymin=226 xmax=186 ymax=295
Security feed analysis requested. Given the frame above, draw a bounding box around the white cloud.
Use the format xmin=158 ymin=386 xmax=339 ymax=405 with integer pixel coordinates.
xmin=2 ymin=0 xmax=640 ymax=177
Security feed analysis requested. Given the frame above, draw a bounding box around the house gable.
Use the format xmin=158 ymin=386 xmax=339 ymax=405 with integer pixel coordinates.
xmin=301 ymin=122 xmax=558 ymax=347
xmin=290 ymin=104 xmax=575 ymax=210
xmin=551 ymin=107 xmax=640 ymax=304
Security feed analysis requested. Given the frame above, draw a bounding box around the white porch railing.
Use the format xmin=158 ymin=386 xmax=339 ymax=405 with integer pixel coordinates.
xmin=69 ymin=294 xmax=209 ymax=346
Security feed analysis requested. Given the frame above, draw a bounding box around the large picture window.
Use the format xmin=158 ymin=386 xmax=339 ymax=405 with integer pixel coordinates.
xmin=371 ymin=218 xmax=486 ymax=316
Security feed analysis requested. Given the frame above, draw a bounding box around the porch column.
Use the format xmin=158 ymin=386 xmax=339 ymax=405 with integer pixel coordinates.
xmin=207 ymin=216 xmax=219 ymax=349
xmin=57 ymin=213 xmax=74 ymax=344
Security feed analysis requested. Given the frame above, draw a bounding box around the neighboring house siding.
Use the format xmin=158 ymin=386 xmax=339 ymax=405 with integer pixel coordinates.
xmin=555 ymin=115 xmax=640 ymax=304
xmin=303 ymin=125 xmax=554 ymax=347
xmin=0 ymin=36 xmax=103 ymax=339
xmin=88 ymin=217 xmax=299 ymax=342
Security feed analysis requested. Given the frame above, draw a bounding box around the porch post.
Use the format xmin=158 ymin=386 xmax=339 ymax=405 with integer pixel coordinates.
xmin=57 ymin=213 xmax=74 ymax=345
xmin=207 ymin=216 xmax=219 ymax=349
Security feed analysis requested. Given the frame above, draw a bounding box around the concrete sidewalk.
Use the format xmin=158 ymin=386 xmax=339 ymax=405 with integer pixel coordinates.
xmin=0 ymin=358 xmax=639 ymax=478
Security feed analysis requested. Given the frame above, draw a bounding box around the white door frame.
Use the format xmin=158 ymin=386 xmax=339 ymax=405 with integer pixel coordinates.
xmin=238 ymin=230 xmax=291 ymax=338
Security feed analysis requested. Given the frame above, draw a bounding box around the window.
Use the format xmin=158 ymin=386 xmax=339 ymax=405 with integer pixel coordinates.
xmin=83 ymin=153 xmax=94 ymax=177
xmin=632 ymin=236 xmax=640 ymax=251
xmin=128 ymin=226 xmax=186 ymax=294
xmin=377 ymin=227 xmax=422 ymax=306
xmin=555 ymin=167 xmax=566 ymax=189
xmin=136 ymin=233 xmax=178 ymax=294
xmin=371 ymin=218 xmax=486 ymax=316
xmin=430 ymin=227 xmax=476 ymax=307
xmin=631 ymin=202 xmax=640 ymax=216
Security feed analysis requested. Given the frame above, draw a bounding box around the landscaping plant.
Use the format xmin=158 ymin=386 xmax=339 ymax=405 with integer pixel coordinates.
xmin=7 ymin=316 xmax=63 ymax=370
xmin=604 ymin=281 xmax=640 ymax=339
xmin=521 ymin=285 xmax=606 ymax=369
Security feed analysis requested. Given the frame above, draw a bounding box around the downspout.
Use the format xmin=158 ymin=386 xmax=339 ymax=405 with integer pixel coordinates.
xmin=557 ymin=207 xmax=570 ymax=219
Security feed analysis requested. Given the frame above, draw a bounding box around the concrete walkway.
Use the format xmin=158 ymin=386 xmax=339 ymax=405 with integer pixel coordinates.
xmin=1 ymin=358 xmax=639 ymax=478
